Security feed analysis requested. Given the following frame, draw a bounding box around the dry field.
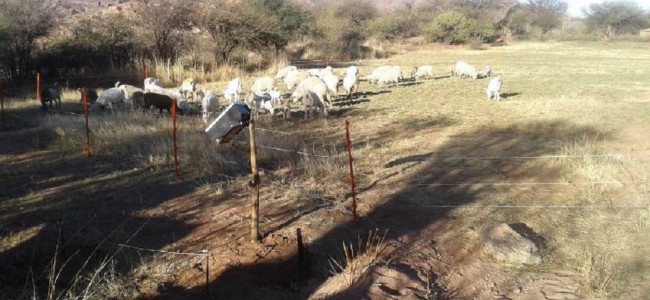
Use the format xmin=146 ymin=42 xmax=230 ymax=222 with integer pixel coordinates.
xmin=1 ymin=41 xmax=649 ymax=299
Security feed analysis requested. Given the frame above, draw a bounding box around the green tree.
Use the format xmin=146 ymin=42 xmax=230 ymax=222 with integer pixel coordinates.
xmin=584 ymin=0 xmax=647 ymax=38
xmin=200 ymin=2 xmax=282 ymax=62
xmin=136 ymin=0 xmax=192 ymax=61
xmin=246 ymin=0 xmax=313 ymax=54
xmin=312 ymin=0 xmax=377 ymax=59
xmin=427 ymin=12 xmax=478 ymax=44
xmin=507 ymin=10 xmax=531 ymax=38
xmin=369 ymin=15 xmax=417 ymax=40
xmin=0 ymin=0 xmax=55 ymax=79
xmin=70 ymin=13 xmax=136 ymax=67
xmin=335 ymin=0 xmax=377 ymax=57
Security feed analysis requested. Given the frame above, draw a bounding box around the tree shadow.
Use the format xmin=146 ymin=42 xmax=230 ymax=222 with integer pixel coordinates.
xmin=144 ymin=120 xmax=610 ymax=299
xmin=0 ymin=120 xmax=255 ymax=299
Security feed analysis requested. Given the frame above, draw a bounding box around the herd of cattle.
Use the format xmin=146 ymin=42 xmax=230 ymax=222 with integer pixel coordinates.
xmin=38 ymin=61 xmax=503 ymax=123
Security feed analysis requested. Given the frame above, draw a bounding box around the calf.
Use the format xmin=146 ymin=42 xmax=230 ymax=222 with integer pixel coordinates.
xmin=41 ymin=84 xmax=62 ymax=111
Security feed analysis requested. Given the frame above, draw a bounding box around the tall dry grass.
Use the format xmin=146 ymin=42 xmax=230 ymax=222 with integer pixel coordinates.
xmin=39 ymin=100 xmax=349 ymax=183
xmin=130 ymin=52 xmax=290 ymax=88
xmin=329 ymin=229 xmax=388 ymax=287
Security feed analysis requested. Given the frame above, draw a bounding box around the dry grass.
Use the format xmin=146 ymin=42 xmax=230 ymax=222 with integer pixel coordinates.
xmin=129 ymin=54 xmax=288 ymax=87
xmin=2 ymin=41 xmax=650 ymax=299
xmin=36 ymin=106 xmax=348 ymax=183
xmin=328 ymin=229 xmax=388 ymax=287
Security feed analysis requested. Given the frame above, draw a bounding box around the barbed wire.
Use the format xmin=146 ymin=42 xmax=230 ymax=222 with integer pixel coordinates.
xmin=232 ymin=141 xmax=332 ymax=158
xmin=117 ymin=243 xmax=208 ymax=257
xmin=255 ymin=127 xmax=294 ymax=135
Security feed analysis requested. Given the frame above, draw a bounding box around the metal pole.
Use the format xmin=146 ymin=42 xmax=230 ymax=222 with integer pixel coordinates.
xmin=249 ymin=118 xmax=260 ymax=243
xmin=36 ymin=72 xmax=40 ymax=102
xmin=345 ymin=120 xmax=357 ymax=223
xmin=83 ymin=88 xmax=91 ymax=157
xmin=172 ymin=99 xmax=180 ymax=179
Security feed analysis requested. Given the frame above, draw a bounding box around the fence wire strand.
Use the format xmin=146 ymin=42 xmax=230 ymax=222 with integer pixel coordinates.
xmin=232 ymin=141 xmax=332 ymax=158
xmin=397 ymin=153 xmax=650 ymax=161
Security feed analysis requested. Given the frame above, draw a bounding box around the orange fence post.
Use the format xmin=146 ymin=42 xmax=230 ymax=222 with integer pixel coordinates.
xmin=345 ymin=119 xmax=357 ymax=223
xmin=144 ymin=64 xmax=149 ymax=78
xmin=83 ymin=88 xmax=92 ymax=157
xmin=172 ymin=99 xmax=181 ymax=179
xmin=36 ymin=72 xmax=40 ymax=101
xmin=1 ymin=83 xmax=5 ymax=129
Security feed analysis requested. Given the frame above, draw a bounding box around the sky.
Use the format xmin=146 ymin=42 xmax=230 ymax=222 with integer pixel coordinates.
xmin=564 ymin=0 xmax=650 ymax=17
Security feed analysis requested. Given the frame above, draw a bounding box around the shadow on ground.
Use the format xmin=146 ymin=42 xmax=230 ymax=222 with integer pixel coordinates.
xmin=143 ymin=120 xmax=609 ymax=299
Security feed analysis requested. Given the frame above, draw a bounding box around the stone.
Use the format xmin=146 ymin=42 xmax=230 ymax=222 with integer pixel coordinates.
xmin=481 ymin=223 xmax=542 ymax=265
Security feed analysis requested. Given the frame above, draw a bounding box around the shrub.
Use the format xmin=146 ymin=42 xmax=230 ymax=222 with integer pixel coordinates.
xmin=427 ymin=12 xmax=478 ymax=44
xmin=368 ymin=15 xmax=417 ymax=41
xmin=311 ymin=0 xmax=378 ymax=59
xmin=508 ymin=11 xmax=531 ymax=39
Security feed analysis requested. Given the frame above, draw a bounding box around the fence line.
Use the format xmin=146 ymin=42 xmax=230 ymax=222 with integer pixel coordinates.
xmin=385 ymin=204 xmax=650 ymax=209
xmin=409 ymin=180 xmax=650 ymax=187
xmin=233 ymin=141 xmax=332 ymax=158
xmin=4 ymin=74 xmax=144 ymax=88
xmin=398 ymin=153 xmax=650 ymax=162
xmin=117 ymin=243 xmax=208 ymax=257
xmin=255 ymin=127 xmax=294 ymax=135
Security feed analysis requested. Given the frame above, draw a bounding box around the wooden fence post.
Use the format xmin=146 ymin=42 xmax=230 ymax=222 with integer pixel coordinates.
xmin=172 ymin=99 xmax=180 ymax=179
xmin=249 ymin=118 xmax=260 ymax=243
xmin=83 ymin=88 xmax=92 ymax=157
xmin=205 ymin=251 xmax=210 ymax=298
xmin=345 ymin=120 xmax=357 ymax=223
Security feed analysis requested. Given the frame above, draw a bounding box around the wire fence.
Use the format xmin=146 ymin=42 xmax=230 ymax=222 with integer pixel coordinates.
xmin=408 ymin=180 xmax=650 ymax=187
xmin=398 ymin=153 xmax=650 ymax=161
xmin=232 ymin=141 xmax=333 ymax=158
xmin=384 ymin=204 xmax=650 ymax=209
xmin=2 ymin=81 xmax=648 ymax=210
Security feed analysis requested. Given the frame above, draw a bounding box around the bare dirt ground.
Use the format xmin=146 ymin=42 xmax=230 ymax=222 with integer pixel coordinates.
xmin=1 ymin=42 xmax=649 ymax=299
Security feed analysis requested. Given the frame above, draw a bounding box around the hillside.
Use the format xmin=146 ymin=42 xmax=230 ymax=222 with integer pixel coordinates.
xmin=46 ymin=0 xmax=425 ymax=18
xmin=43 ymin=0 xmax=132 ymax=16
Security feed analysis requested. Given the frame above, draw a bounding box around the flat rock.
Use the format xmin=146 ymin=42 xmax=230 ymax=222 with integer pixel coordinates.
xmin=482 ymin=223 xmax=542 ymax=265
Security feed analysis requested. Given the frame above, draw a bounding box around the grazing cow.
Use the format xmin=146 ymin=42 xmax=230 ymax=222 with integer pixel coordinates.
xmin=40 ymin=83 xmax=62 ymax=111
xmin=143 ymin=92 xmax=174 ymax=114
xmin=78 ymin=89 xmax=99 ymax=105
